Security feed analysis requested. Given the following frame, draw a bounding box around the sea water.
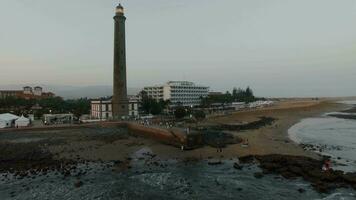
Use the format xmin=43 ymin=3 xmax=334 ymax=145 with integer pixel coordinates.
xmin=289 ymin=101 xmax=356 ymax=172
xmin=0 ymin=159 xmax=355 ymax=200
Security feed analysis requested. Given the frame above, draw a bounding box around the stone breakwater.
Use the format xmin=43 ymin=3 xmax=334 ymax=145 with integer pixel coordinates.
xmin=238 ymin=154 xmax=356 ymax=193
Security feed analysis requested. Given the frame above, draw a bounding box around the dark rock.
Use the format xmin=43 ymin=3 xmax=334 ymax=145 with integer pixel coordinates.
xmin=233 ymin=163 xmax=243 ymax=170
xmin=254 ymin=172 xmax=264 ymax=179
xmin=298 ymin=188 xmax=306 ymax=193
xmin=312 ymin=182 xmax=335 ymax=193
xmin=74 ymin=180 xmax=83 ymax=188
xmin=238 ymin=156 xmax=255 ymax=164
xmin=251 ymin=154 xmax=356 ymax=193
xmin=280 ymin=171 xmax=298 ymax=179
xmin=343 ymin=172 xmax=356 ymax=184
xmin=208 ymin=161 xmax=223 ymax=166
xmin=114 ymin=160 xmax=122 ymax=165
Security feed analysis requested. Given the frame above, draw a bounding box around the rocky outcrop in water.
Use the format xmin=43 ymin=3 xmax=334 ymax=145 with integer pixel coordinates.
xmin=238 ymin=154 xmax=356 ymax=193
xmin=328 ymin=114 xmax=356 ymax=120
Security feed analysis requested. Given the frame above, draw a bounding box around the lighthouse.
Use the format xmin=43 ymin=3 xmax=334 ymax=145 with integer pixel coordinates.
xmin=112 ymin=4 xmax=128 ymax=119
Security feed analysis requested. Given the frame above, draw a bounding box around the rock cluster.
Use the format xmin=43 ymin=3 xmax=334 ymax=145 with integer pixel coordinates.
xmin=239 ymin=154 xmax=356 ymax=193
xmin=212 ymin=117 xmax=276 ymax=131
xmin=0 ymin=145 xmax=77 ymax=177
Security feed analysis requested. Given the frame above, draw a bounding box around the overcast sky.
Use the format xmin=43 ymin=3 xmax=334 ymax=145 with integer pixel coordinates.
xmin=0 ymin=0 xmax=356 ymax=97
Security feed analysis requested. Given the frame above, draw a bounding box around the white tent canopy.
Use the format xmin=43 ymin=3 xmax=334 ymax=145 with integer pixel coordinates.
xmin=0 ymin=113 xmax=20 ymax=128
xmin=15 ymin=115 xmax=30 ymax=127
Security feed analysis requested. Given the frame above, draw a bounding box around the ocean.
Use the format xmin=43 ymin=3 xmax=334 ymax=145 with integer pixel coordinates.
xmin=0 ymin=159 xmax=355 ymax=200
xmin=289 ymin=101 xmax=356 ymax=173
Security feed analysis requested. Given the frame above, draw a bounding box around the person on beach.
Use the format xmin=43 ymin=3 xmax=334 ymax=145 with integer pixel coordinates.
xmin=241 ymin=138 xmax=249 ymax=148
xmin=322 ymin=159 xmax=332 ymax=171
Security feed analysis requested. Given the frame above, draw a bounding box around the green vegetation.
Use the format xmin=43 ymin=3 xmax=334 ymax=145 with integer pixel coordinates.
xmin=174 ymin=106 xmax=187 ymax=119
xmin=200 ymin=87 xmax=261 ymax=107
xmin=193 ymin=110 xmax=206 ymax=121
xmin=139 ymin=91 xmax=170 ymax=115
xmin=0 ymin=96 xmax=90 ymax=118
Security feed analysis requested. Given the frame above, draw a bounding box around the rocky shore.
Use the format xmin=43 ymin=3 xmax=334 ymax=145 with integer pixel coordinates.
xmin=1 ymin=100 xmax=353 ymax=197
xmin=1 ymin=143 xmax=355 ymax=194
xmin=238 ymin=154 xmax=356 ymax=193
xmin=328 ymin=105 xmax=356 ymax=120
xmin=0 ymin=143 xmax=76 ymax=180
xmin=201 ymin=116 xmax=276 ymax=131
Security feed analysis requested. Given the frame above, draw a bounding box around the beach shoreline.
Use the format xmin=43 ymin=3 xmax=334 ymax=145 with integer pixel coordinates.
xmin=0 ymin=99 xmax=347 ymax=164
xmin=146 ymin=99 xmax=347 ymax=161
xmin=1 ymin=99 xmax=356 ymax=194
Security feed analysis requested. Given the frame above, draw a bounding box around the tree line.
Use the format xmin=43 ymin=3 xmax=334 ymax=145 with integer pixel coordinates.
xmin=0 ymin=96 xmax=90 ymax=118
xmin=200 ymin=87 xmax=262 ymax=107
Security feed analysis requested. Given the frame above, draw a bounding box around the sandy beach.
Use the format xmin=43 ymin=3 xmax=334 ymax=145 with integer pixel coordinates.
xmin=142 ymin=99 xmax=346 ymax=160
xmin=1 ymin=99 xmax=356 ymax=196
xmin=0 ymin=99 xmax=345 ymax=164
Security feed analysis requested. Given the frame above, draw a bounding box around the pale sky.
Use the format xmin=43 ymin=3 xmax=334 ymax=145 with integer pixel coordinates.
xmin=0 ymin=0 xmax=356 ymax=97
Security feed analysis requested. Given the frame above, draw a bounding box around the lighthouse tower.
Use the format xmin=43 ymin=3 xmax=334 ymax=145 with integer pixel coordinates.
xmin=112 ymin=4 xmax=128 ymax=119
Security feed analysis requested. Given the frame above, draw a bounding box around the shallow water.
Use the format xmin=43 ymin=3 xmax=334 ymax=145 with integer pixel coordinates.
xmin=0 ymin=159 xmax=354 ymax=200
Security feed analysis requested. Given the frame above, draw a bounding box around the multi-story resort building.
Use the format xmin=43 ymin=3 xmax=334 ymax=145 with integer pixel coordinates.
xmin=143 ymin=81 xmax=209 ymax=107
xmin=0 ymin=86 xmax=55 ymax=99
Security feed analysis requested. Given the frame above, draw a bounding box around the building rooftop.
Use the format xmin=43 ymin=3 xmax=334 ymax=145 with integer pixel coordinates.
xmin=144 ymin=81 xmax=209 ymax=88
xmin=0 ymin=113 xmax=20 ymax=121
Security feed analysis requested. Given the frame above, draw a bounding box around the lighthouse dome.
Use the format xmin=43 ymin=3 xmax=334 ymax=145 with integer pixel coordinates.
xmin=116 ymin=4 xmax=124 ymax=15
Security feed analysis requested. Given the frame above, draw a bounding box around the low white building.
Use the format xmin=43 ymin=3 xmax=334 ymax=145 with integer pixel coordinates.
xmin=90 ymin=96 xmax=139 ymax=120
xmin=43 ymin=114 xmax=74 ymax=125
xmin=230 ymin=102 xmax=247 ymax=111
xmin=0 ymin=113 xmax=20 ymax=128
xmin=91 ymin=99 xmax=113 ymax=120
xmin=248 ymin=101 xmax=274 ymax=108
xmin=127 ymin=95 xmax=139 ymax=117
xmin=144 ymin=81 xmax=209 ymax=107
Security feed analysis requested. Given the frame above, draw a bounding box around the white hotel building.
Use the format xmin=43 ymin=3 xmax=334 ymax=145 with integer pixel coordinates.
xmin=144 ymin=81 xmax=209 ymax=107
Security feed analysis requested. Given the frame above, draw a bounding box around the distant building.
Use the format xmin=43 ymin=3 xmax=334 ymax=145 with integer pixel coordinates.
xmin=91 ymin=99 xmax=113 ymax=120
xmin=0 ymin=86 xmax=55 ymax=100
xmin=127 ymin=95 xmax=139 ymax=117
xmin=0 ymin=90 xmax=22 ymax=99
xmin=33 ymin=86 xmax=43 ymax=96
xmin=23 ymin=86 xmax=32 ymax=95
xmin=90 ymin=96 xmax=139 ymax=120
xmin=43 ymin=114 xmax=74 ymax=125
xmin=143 ymin=81 xmax=209 ymax=107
